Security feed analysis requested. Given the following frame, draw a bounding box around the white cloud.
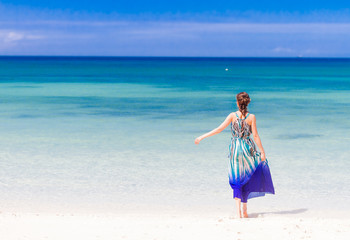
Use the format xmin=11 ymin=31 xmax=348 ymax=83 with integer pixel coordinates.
xmin=273 ymin=47 xmax=294 ymax=53
xmin=3 ymin=31 xmax=24 ymax=42
xmin=0 ymin=30 xmax=45 ymax=53
xmin=0 ymin=30 xmax=45 ymax=42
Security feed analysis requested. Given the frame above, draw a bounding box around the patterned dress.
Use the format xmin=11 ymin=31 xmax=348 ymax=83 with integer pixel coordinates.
xmin=228 ymin=112 xmax=275 ymax=202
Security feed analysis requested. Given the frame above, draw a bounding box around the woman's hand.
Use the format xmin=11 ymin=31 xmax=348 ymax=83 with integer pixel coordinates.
xmin=261 ymin=152 xmax=266 ymax=161
xmin=194 ymin=137 xmax=202 ymax=144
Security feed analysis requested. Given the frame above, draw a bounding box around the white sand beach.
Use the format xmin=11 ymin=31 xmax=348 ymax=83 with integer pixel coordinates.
xmin=1 ymin=206 xmax=349 ymax=240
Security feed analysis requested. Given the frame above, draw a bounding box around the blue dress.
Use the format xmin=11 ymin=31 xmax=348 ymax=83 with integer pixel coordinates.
xmin=228 ymin=112 xmax=275 ymax=202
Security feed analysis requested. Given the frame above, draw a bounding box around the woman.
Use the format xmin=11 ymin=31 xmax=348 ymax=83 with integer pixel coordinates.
xmin=194 ymin=92 xmax=275 ymax=218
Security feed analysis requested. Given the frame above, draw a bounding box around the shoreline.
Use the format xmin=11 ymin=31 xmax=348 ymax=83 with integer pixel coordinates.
xmin=2 ymin=199 xmax=350 ymax=219
xmin=0 ymin=209 xmax=349 ymax=240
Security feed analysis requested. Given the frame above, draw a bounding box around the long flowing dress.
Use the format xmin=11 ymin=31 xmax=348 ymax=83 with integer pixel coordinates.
xmin=228 ymin=112 xmax=275 ymax=202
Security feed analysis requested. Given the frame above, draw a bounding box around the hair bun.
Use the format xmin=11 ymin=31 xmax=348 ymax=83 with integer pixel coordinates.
xmin=236 ymin=92 xmax=250 ymax=117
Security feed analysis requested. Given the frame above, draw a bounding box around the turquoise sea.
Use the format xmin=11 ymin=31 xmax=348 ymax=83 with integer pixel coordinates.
xmin=0 ymin=57 xmax=349 ymax=216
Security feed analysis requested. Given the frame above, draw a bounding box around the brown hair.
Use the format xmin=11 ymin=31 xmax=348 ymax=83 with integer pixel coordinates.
xmin=236 ymin=92 xmax=251 ymax=119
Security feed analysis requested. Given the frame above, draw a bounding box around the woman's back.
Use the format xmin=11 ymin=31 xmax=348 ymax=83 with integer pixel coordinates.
xmin=231 ymin=111 xmax=253 ymax=139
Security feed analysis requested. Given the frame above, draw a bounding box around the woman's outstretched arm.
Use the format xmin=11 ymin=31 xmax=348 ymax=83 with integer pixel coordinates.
xmin=194 ymin=113 xmax=234 ymax=144
xmin=251 ymin=114 xmax=266 ymax=161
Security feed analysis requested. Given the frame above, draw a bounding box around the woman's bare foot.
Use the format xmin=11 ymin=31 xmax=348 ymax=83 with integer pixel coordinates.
xmin=234 ymin=197 xmax=242 ymax=219
xmin=242 ymin=203 xmax=248 ymax=218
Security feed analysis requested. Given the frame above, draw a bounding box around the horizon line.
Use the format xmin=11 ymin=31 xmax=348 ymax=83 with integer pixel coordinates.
xmin=1 ymin=55 xmax=350 ymax=59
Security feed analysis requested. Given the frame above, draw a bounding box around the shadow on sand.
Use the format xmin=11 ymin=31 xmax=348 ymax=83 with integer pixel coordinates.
xmin=249 ymin=208 xmax=308 ymax=218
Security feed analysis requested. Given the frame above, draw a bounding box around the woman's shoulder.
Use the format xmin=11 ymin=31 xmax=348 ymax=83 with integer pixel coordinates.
xmin=247 ymin=113 xmax=256 ymax=122
xmin=227 ymin=112 xmax=236 ymax=119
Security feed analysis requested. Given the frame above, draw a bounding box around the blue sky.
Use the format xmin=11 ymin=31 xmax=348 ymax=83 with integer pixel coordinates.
xmin=0 ymin=1 xmax=350 ymax=57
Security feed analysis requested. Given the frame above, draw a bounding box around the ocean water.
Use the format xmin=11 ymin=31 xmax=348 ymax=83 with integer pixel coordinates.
xmin=0 ymin=57 xmax=349 ymax=216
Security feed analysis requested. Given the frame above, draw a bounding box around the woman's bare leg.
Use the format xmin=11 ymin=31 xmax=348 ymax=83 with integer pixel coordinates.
xmin=242 ymin=203 xmax=248 ymax=218
xmin=234 ymin=197 xmax=242 ymax=218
